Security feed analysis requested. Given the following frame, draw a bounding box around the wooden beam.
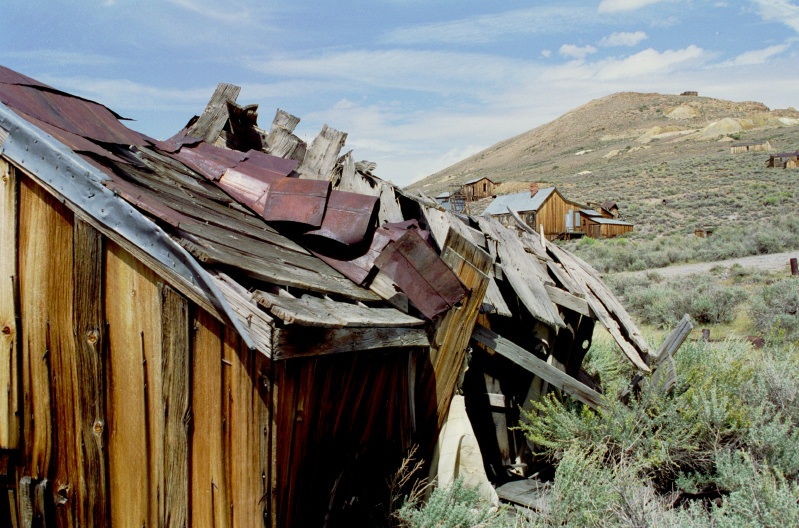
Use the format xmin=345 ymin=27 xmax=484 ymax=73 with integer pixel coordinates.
xmin=273 ymin=326 xmax=429 ymax=359
xmin=471 ymin=324 xmax=604 ymax=410
xmin=296 ymin=124 xmax=347 ymax=181
xmin=73 ymin=219 xmax=109 ymax=527
xmin=188 ymin=83 xmax=241 ymax=143
xmin=0 ymin=159 xmax=18 ymax=449
xmin=544 ymin=284 xmax=591 ymax=317
xmin=160 ymin=285 xmax=190 ymax=528
xmin=650 ymin=314 xmax=693 ymax=394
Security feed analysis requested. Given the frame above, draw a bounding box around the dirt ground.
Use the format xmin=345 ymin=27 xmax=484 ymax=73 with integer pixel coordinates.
xmin=618 ymin=251 xmax=799 ymax=279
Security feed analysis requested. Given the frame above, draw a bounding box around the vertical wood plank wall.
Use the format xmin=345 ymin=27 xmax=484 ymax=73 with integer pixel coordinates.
xmin=0 ymin=159 xmax=18 ymax=449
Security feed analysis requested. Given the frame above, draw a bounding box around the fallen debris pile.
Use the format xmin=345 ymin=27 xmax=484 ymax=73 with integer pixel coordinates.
xmin=0 ymin=66 xmax=676 ymax=527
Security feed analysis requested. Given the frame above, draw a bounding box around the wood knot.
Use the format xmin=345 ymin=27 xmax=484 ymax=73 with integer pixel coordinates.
xmin=2 ymin=326 xmax=10 ymax=335
xmin=93 ymin=419 xmax=104 ymax=435
xmin=86 ymin=330 xmax=99 ymax=345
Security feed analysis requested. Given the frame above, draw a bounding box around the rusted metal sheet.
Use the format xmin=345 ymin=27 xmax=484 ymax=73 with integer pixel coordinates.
xmin=239 ymin=149 xmax=298 ymax=177
xmin=216 ymin=168 xmax=273 ymax=215
xmin=175 ymin=142 xmax=247 ymax=180
xmin=12 ymin=110 xmax=129 ymax=164
xmin=261 ymin=177 xmax=330 ymax=227
xmin=103 ymin=176 xmax=195 ymax=228
xmin=0 ymin=83 xmax=146 ymax=146
xmin=156 ymin=128 xmax=202 ymax=153
xmin=311 ymin=227 xmax=393 ymax=284
xmin=374 ymin=229 xmax=466 ymax=319
xmin=305 ymin=190 xmax=378 ymax=246
xmin=0 ymin=65 xmax=53 ymax=88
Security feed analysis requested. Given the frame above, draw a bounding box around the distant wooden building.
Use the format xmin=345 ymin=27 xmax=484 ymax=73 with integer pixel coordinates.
xmin=767 ymin=152 xmax=799 ymax=168
xmin=462 ymin=176 xmax=495 ymax=200
xmin=483 ymin=183 xmax=632 ymax=240
xmin=731 ymin=141 xmax=771 ymax=154
xmin=680 ymin=91 xmax=699 ymax=96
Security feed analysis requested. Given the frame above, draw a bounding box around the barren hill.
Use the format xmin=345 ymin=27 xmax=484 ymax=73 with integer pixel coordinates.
xmin=409 ymin=92 xmax=799 ymax=235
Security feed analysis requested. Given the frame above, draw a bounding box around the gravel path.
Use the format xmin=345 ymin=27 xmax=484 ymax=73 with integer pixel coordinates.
xmin=618 ymin=251 xmax=799 ymax=279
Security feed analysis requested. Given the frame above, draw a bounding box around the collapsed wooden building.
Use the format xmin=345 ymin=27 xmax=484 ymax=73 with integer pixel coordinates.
xmin=0 ymin=65 xmax=657 ymax=527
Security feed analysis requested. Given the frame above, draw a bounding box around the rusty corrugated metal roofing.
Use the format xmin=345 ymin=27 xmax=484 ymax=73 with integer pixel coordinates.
xmin=261 ymin=177 xmax=330 ymax=226
xmin=374 ymin=228 xmax=466 ymax=319
xmin=305 ymin=190 xmax=378 ymax=246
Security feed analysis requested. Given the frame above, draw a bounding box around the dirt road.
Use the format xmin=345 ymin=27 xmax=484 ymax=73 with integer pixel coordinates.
xmin=618 ymin=251 xmax=799 ymax=279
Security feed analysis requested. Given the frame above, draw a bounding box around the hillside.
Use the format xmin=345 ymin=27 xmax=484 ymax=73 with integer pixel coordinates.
xmin=409 ymin=92 xmax=799 ymax=236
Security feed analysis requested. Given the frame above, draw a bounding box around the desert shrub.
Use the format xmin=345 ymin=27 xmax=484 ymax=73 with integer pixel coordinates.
xmin=395 ymin=478 xmax=511 ymax=528
xmin=619 ymin=274 xmax=747 ymax=328
xmin=518 ymin=337 xmax=799 ymax=527
xmin=751 ymin=277 xmax=799 ymax=342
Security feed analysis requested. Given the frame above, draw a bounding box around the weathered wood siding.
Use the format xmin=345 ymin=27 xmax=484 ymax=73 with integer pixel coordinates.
xmin=0 ymin=159 xmax=18 ymax=450
xmin=463 ymin=178 xmax=495 ymax=200
xmin=6 ymin=167 xmax=275 ymax=527
xmin=535 ymin=190 xmax=584 ymax=239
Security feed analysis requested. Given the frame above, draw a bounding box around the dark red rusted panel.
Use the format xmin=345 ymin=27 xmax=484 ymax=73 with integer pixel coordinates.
xmin=305 ymin=190 xmax=378 ymax=246
xmin=261 ymin=178 xmax=330 ymax=227
xmin=156 ymin=127 xmax=203 ymax=152
xmin=0 ymin=65 xmax=53 ymax=88
xmin=216 ymin=168 xmax=272 ymax=215
xmin=310 ymin=227 xmax=394 ymax=284
xmin=374 ymin=229 xmax=466 ymax=319
xmin=175 ymin=142 xmax=247 ymax=180
xmin=14 ymin=110 xmax=129 ymax=164
xmin=0 ymin=83 xmax=146 ymax=147
xmin=242 ymin=149 xmax=298 ymax=176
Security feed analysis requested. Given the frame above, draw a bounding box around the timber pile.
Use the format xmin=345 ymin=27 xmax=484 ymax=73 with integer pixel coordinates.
xmin=0 ymin=66 xmax=679 ymax=527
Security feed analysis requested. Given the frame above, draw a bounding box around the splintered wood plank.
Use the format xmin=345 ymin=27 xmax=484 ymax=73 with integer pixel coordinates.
xmin=73 ymin=219 xmax=109 ymax=527
xmin=273 ymin=326 xmax=429 ymax=359
xmin=106 ymin=241 xmax=163 ymax=528
xmin=0 ymin=159 xmax=18 ymax=449
xmin=296 ymin=124 xmax=347 ymax=181
xmin=224 ymin=328 xmax=270 ymax=527
xmin=472 ymin=324 xmax=603 ymax=410
xmin=188 ymin=83 xmax=241 ymax=143
xmin=253 ymin=292 xmax=424 ymax=328
xmin=425 ymin=228 xmax=491 ymax=430
xmin=190 ymin=308 xmax=230 ymax=528
xmin=19 ymin=177 xmax=76 ymax=481
xmin=161 ymin=285 xmax=190 ymax=528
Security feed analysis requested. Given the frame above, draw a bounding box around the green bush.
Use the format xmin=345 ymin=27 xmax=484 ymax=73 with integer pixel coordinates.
xmin=395 ymin=478 xmax=511 ymax=528
xmin=751 ymin=278 xmax=799 ymax=342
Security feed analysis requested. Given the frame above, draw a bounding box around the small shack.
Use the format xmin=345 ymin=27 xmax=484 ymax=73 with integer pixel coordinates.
xmin=730 ymin=141 xmax=771 ymax=154
xmin=461 ymin=176 xmax=495 ymax=200
xmin=766 ymin=152 xmax=799 ymax=168
xmin=0 ymin=65 xmax=654 ymax=527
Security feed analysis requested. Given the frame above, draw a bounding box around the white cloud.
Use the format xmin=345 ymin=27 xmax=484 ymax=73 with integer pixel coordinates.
xmin=166 ymin=0 xmax=256 ymax=25
xmin=382 ymin=6 xmax=601 ymax=45
xmin=599 ymin=31 xmax=648 ymax=47
xmin=725 ymin=43 xmax=790 ymax=65
xmin=2 ymin=50 xmax=119 ymax=68
xmin=750 ymin=0 xmax=799 ymax=33
xmin=598 ymin=0 xmax=673 ymax=12
xmin=541 ymin=50 xmax=552 ymax=58
xmin=559 ymin=44 xmax=598 ymax=59
xmin=651 ymin=15 xmax=680 ymax=27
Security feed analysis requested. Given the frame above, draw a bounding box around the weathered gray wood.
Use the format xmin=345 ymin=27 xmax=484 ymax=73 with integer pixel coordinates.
xmin=334 ymin=151 xmax=380 ymax=196
xmin=188 ymin=83 xmax=241 ymax=143
xmin=160 ymin=285 xmax=190 ymax=528
xmin=254 ymin=291 xmax=424 ymax=328
xmin=297 ymin=124 xmax=347 ymax=180
xmin=273 ymin=326 xmax=429 ymax=359
xmin=366 ymin=270 xmax=410 ymax=313
xmin=34 ymin=479 xmax=50 ymax=528
xmin=211 ymin=274 xmax=273 ymax=357
xmin=495 ymin=480 xmax=550 ymax=512
xmin=507 ymin=207 xmax=548 ymax=260
xmin=270 ymin=108 xmax=300 ymax=134
xmin=544 ymin=284 xmax=591 ymax=317
xmin=472 ymin=324 xmax=604 ymax=410
xmin=653 ymin=313 xmax=693 ymax=364
xmin=18 ymin=477 xmax=33 ymax=528
xmin=547 ymin=243 xmax=651 ymax=372
xmin=376 ymin=182 xmax=405 ymax=225
xmin=180 ymin=238 xmax=380 ymax=302
xmin=479 ymin=216 xmax=552 ymax=286
xmin=482 ymin=275 xmax=512 ymax=317
xmin=73 ymin=219 xmax=109 ymax=527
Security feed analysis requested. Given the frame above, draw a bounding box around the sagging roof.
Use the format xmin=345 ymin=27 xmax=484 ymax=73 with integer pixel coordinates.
xmin=0 ymin=65 xmax=652 ymax=373
xmin=585 ymin=217 xmax=633 ymax=226
xmin=482 ymin=187 xmax=556 ymax=216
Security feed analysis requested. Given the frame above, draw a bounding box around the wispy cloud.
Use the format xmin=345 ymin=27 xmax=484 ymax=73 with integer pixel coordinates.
xmin=166 ymin=0 xmax=256 ymax=25
xmin=382 ymin=6 xmax=600 ymax=45
xmin=599 ymin=31 xmax=648 ymax=47
xmin=546 ymin=45 xmax=709 ymax=81
xmin=598 ymin=0 xmax=675 ymax=12
xmin=1 ymin=50 xmax=119 ymax=68
xmin=724 ymin=43 xmax=790 ymax=65
xmin=560 ymin=44 xmax=598 ymax=59
xmin=750 ymin=0 xmax=799 ymax=33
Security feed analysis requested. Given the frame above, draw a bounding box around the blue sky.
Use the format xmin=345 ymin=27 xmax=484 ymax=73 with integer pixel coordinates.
xmin=2 ymin=0 xmax=798 ymax=186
